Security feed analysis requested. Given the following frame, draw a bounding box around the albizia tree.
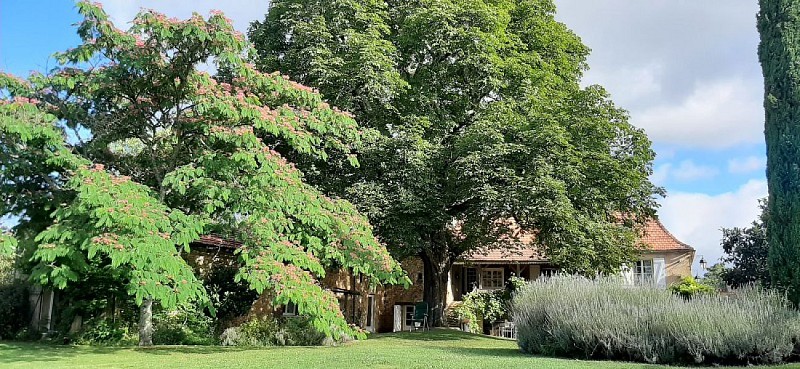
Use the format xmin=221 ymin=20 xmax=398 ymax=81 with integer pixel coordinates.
xmin=0 ymin=2 xmax=406 ymax=345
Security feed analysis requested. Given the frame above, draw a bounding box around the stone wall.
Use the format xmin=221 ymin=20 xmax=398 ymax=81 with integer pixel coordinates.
xmin=641 ymin=250 xmax=695 ymax=285
xmin=185 ymin=245 xmax=423 ymax=333
xmin=320 ymin=257 xmax=424 ymax=333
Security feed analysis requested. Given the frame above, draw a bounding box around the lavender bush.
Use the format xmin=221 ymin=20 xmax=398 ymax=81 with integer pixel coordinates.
xmin=512 ymin=275 xmax=800 ymax=365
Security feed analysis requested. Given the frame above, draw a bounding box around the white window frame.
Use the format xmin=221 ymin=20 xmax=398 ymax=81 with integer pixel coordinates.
xmin=480 ymin=268 xmax=505 ymax=290
xmin=465 ymin=267 xmax=479 ymax=293
xmin=634 ymin=259 xmax=654 ymax=286
xmin=404 ymin=305 xmax=415 ymax=327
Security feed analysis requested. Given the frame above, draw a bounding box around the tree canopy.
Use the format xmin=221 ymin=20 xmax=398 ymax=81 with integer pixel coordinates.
xmin=720 ymin=199 xmax=770 ymax=288
xmin=250 ymin=0 xmax=661 ymax=323
xmin=0 ymin=2 xmax=406 ymax=344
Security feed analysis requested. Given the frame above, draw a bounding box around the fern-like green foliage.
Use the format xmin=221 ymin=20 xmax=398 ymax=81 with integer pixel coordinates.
xmin=0 ymin=1 xmax=408 ymax=341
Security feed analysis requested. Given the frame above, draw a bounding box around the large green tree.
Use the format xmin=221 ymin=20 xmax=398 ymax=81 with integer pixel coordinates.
xmin=758 ymin=0 xmax=800 ymax=304
xmin=250 ymin=0 xmax=660 ymax=324
xmin=1 ymin=2 xmax=406 ymax=345
xmin=720 ymin=199 xmax=770 ymax=288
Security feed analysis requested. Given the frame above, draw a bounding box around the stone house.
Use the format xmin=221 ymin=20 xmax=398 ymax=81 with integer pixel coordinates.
xmin=189 ymin=217 xmax=694 ymax=334
xmin=23 ymin=217 xmax=693 ymax=336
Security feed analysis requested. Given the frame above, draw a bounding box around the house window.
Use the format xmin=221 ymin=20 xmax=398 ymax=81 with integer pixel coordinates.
xmin=634 ymin=260 xmax=654 ymax=286
xmin=481 ymin=268 xmax=504 ymax=290
xmin=465 ymin=267 xmax=478 ymax=292
xmin=283 ymin=301 xmax=298 ymax=316
xmin=404 ymin=305 xmax=415 ymax=327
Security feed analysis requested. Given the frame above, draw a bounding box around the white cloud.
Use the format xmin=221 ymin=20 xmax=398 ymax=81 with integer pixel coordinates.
xmin=635 ymin=78 xmax=764 ymax=149
xmin=672 ymin=160 xmax=719 ymax=182
xmin=658 ymin=179 xmax=767 ymax=275
xmin=651 ymin=163 xmax=671 ymax=186
xmin=97 ymin=1 xmax=267 ymax=33
xmin=554 ymin=0 xmax=763 ymax=150
xmin=728 ymin=155 xmax=766 ymax=174
xmin=650 ymin=160 xmax=718 ymax=184
xmin=585 ymin=63 xmax=663 ymax=107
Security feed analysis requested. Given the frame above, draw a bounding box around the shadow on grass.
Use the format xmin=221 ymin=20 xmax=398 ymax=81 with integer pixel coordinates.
xmin=0 ymin=341 xmax=253 ymax=364
xmin=0 ymin=342 xmax=93 ymax=364
xmin=373 ymin=328 xmax=513 ymax=342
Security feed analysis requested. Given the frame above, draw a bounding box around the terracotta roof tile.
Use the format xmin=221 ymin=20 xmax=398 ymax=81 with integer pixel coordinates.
xmin=190 ymin=219 xmax=693 ymax=262
xmin=639 ymin=219 xmax=694 ymax=251
xmin=461 ymin=218 xmax=693 ymax=263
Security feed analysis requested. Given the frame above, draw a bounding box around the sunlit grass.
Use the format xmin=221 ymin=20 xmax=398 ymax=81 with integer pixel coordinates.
xmin=3 ymin=329 xmax=800 ymax=369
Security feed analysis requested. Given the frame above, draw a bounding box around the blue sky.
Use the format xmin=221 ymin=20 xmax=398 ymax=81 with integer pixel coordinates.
xmin=1 ymin=1 xmax=766 ymax=274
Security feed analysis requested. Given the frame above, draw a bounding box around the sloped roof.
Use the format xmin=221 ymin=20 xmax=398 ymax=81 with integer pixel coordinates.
xmin=191 ymin=218 xmax=694 ymax=262
xmin=640 ymin=219 xmax=694 ymax=251
xmin=193 ymin=234 xmax=241 ymax=250
xmin=461 ymin=218 xmax=693 ymax=263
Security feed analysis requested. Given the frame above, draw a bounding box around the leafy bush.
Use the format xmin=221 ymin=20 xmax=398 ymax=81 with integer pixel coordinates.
xmin=669 ymin=276 xmax=716 ymax=299
xmin=0 ymin=280 xmax=30 ymax=339
xmin=513 ymin=275 xmax=800 ymax=365
xmin=455 ymin=290 xmax=506 ymax=334
xmin=455 ymin=276 xmax=526 ymax=334
xmin=153 ymin=304 xmax=214 ymax=345
xmin=73 ymin=319 xmax=137 ymax=345
xmin=281 ymin=316 xmax=326 ymax=346
xmin=220 ymin=316 xmax=326 ymax=347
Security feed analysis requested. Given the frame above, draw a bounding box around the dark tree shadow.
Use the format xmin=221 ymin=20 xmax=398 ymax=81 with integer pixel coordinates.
xmin=373 ymin=328 xmax=513 ymax=342
xmin=0 ymin=341 xmax=252 ymax=364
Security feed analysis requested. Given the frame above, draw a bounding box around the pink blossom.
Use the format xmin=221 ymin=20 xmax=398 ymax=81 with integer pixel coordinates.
xmin=133 ymin=34 xmax=145 ymax=47
xmin=15 ymin=97 xmax=40 ymax=105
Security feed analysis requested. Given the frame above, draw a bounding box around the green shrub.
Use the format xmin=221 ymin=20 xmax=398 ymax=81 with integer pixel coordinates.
xmin=455 ymin=290 xmax=506 ymax=334
xmin=220 ymin=317 xmax=280 ymax=347
xmin=153 ymin=304 xmax=214 ymax=345
xmin=512 ymin=275 xmax=800 ymax=365
xmin=0 ymin=280 xmax=30 ymax=339
xmin=455 ymin=276 xmax=526 ymax=333
xmin=280 ymin=316 xmax=326 ymax=346
xmin=669 ymin=276 xmax=716 ymax=299
xmin=73 ymin=319 xmax=137 ymax=345
xmin=220 ymin=316 xmax=326 ymax=347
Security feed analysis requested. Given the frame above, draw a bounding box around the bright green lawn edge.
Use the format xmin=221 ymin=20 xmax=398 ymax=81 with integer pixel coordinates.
xmin=2 ymin=329 xmax=799 ymax=369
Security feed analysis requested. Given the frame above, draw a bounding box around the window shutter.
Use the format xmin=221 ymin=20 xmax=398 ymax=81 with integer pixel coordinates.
xmin=393 ymin=305 xmax=402 ymax=332
xmin=653 ymin=258 xmax=667 ymax=289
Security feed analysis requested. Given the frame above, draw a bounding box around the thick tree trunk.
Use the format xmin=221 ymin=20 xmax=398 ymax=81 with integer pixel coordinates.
xmin=138 ymin=298 xmax=154 ymax=346
xmin=357 ymin=277 xmax=371 ymax=329
xmin=421 ymin=251 xmax=451 ymax=327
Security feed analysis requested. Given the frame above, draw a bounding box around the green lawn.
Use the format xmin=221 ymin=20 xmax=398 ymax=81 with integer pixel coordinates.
xmin=2 ymin=329 xmax=799 ymax=369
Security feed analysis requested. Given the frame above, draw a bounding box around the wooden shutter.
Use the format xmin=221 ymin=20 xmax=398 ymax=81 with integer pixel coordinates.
xmin=393 ymin=305 xmax=402 ymax=332
xmin=653 ymin=258 xmax=667 ymax=289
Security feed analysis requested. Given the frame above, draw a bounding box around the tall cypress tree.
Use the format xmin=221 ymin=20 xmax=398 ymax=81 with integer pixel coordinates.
xmin=758 ymin=0 xmax=800 ymax=304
